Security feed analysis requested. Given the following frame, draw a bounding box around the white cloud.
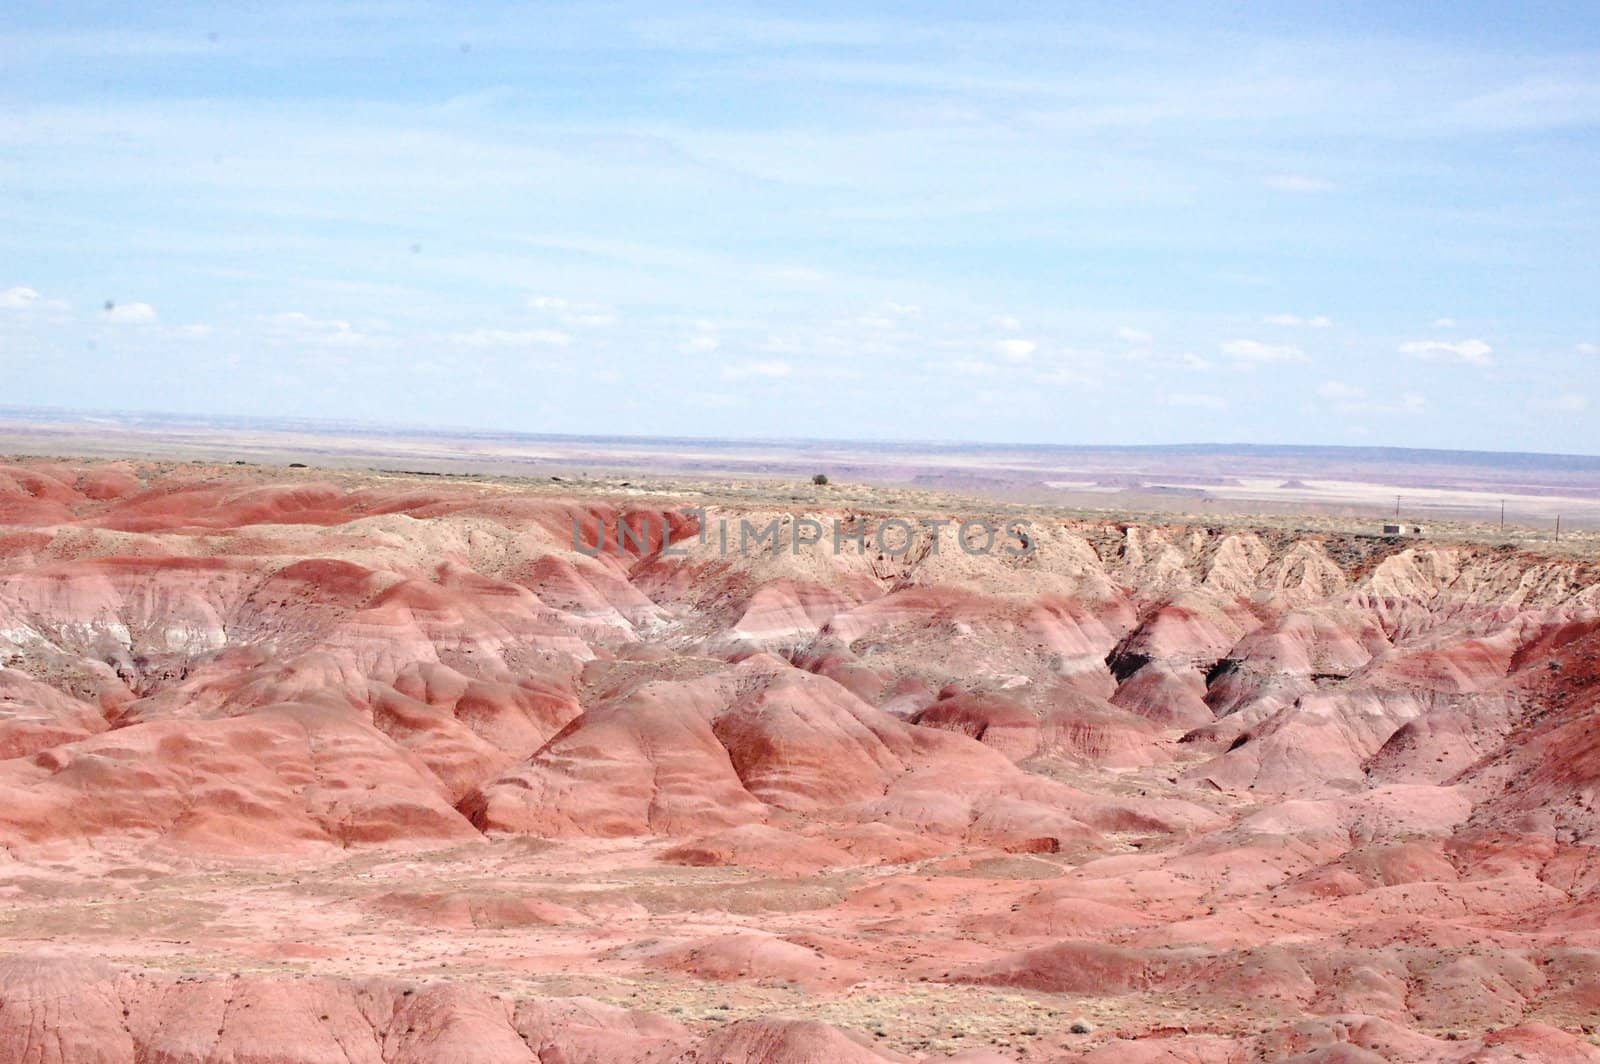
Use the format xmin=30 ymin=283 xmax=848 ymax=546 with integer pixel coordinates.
xmin=1449 ymin=78 xmax=1600 ymax=134
xmin=1034 ymin=365 xmax=1099 ymax=388
xmin=173 ymin=323 xmax=214 ymax=339
xmin=681 ymin=321 xmax=720 ymax=354
xmin=993 ymin=314 xmax=1021 ymax=332
xmin=263 ymin=310 xmax=390 ymax=348
xmin=944 ymin=358 xmax=994 ymax=376
xmin=721 ymin=360 xmax=792 ymax=380
xmin=0 ymin=284 xmax=62 ymax=308
xmin=103 ymin=300 xmax=158 ymax=324
xmin=1221 ymin=338 xmax=1306 ymax=363
xmin=862 ymin=302 xmax=922 ymax=329
xmin=1399 ymin=338 xmax=1492 ymax=365
xmin=1171 ymin=352 xmax=1214 ymax=371
xmin=1577 ymin=342 xmax=1599 ymax=356
xmin=1263 ymin=174 xmax=1335 ymax=193
xmin=1165 ymin=393 xmax=1227 ymax=409
xmin=686 ymin=392 xmax=739 ymax=408
xmin=454 ymin=327 xmax=572 ymax=347
xmin=1433 ymin=317 xmax=1458 ymax=328
xmin=764 ymin=264 xmax=828 ymax=284
xmin=857 ymin=302 xmax=921 ymax=328
xmin=1264 ymin=313 xmax=1332 ymax=328
xmin=1317 ymin=380 xmax=1364 ymax=401
xmin=996 ymin=338 xmax=1036 ymax=362
xmin=269 ymin=311 xmax=329 ymax=329
xmin=1115 ymin=326 xmax=1153 ymax=343
xmin=529 ymin=294 xmax=614 ymax=327
xmin=1320 ymin=381 xmax=1427 ymax=415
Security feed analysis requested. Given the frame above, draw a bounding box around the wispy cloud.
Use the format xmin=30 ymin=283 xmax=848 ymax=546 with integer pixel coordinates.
xmin=1 ymin=6 xmax=1595 ymax=450
xmin=453 ymin=328 xmax=572 ymax=348
xmin=721 ymin=360 xmax=792 ymax=380
xmin=1165 ymin=393 xmax=1227 ymax=409
xmin=1170 ymin=352 xmax=1214 ymax=371
xmin=529 ymin=295 xmax=615 ymax=328
xmin=1399 ymin=338 xmax=1491 ymax=365
xmin=1449 ymin=78 xmax=1600 ymax=133
xmin=1529 ymin=392 xmax=1588 ymax=413
xmin=1318 ymin=380 xmax=1427 ymax=415
xmin=941 ymin=358 xmax=995 ymax=377
xmin=995 ymin=338 xmax=1036 ymax=362
xmin=860 ymin=302 xmax=922 ymax=329
xmin=1263 ymin=174 xmax=1335 ymax=192
xmin=680 ymin=321 xmax=721 ymax=354
xmin=1221 ymin=339 xmax=1306 ymax=363
xmin=0 ymin=286 xmax=70 ymax=313
xmin=103 ymin=301 xmax=158 ymax=324
xmin=263 ymin=311 xmax=380 ymax=346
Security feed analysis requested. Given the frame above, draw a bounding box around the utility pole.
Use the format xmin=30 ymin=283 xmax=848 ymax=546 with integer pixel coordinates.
xmin=1394 ymin=495 xmax=1401 ymax=519
xmin=1500 ymin=500 xmax=1505 ymax=530
xmin=1556 ymin=515 xmax=1562 ymax=542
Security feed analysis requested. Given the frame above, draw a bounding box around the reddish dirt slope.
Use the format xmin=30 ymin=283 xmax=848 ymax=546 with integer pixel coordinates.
xmin=1 ymin=460 xmax=1599 ymax=1062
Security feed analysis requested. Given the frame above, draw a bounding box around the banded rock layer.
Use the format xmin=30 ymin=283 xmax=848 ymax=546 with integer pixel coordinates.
xmin=0 ymin=461 xmax=1598 ymax=1062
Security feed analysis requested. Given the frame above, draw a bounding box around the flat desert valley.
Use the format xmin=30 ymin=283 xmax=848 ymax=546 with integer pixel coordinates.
xmin=1 ymin=423 xmax=1600 ymax=1061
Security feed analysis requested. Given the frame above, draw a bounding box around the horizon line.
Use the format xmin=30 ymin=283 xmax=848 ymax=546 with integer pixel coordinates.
xmin=3 ymin=403 xmax=1600 ymax=466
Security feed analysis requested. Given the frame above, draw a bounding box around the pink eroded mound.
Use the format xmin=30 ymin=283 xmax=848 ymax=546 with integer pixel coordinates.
xmin=0 ymin=460 xmax=1598 ymax=1062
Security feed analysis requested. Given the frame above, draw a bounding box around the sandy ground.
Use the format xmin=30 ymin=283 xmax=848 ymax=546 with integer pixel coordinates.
xmin=4 ymin=408 xmax=1598 ymax=532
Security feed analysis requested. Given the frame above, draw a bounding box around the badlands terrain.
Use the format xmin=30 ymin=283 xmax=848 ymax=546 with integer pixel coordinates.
xmin=1 ymin=457 xmax=1599 ymax=1062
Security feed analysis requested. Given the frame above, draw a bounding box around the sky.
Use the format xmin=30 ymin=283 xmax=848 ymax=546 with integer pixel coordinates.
xmin=1 ymin=2 xmax=1597 ymax=452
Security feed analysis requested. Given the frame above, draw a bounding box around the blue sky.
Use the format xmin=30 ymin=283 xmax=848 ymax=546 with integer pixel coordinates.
xmin=2 ymin=2 xmax=1597 ymax=451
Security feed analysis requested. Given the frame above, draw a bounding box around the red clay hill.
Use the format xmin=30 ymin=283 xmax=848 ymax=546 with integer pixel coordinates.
xmin=1 ymin=459 xmax=1599 ymax=1062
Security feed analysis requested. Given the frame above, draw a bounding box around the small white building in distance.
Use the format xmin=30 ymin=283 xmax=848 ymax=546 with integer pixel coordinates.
xmin=1383 ymin=524 xmax=1426 ymax=536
